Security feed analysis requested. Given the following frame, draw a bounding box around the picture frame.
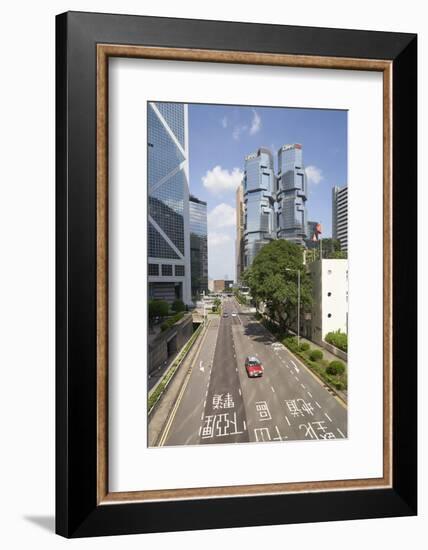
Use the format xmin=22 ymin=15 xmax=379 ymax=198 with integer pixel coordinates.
xmin=56 ymin=10 xmax=417 ymax=538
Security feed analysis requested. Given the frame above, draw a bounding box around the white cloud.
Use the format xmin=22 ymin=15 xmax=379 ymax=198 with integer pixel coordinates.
xmin=232 ymin=124 xmax=247 ymax=140
xmin=249 ymin=109 xmax=261 ymax=135
xmin=305 ymin=165 xmax=324 ymax=185
xmin=221 ymin=116 xmax=228 ymax=128
xmin=208 ymin=203 xmax=236 ymax=230
xmin=208 ymin=232 xmax=231 ymax=247
xmin=202 ymin=165 xmax=243 ymax=195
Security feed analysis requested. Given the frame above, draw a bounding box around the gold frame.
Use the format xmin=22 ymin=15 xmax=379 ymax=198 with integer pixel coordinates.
xmin=96 ymin=44 xmax=392 ymax=504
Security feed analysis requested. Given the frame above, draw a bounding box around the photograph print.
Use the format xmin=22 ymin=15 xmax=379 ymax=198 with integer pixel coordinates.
xmin=147 ymin=101 xmax=348 ymax=447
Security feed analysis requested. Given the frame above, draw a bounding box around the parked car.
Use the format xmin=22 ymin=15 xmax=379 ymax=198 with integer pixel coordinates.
xmin=231 ymin=312 xmax=237 ymax=317
xmin=223 ymin=312 xmax=229 ymax=318
xmin=245 ymin=356 xmax=264 ymax=378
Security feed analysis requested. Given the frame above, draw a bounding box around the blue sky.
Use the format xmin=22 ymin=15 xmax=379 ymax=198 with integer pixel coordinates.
xmin=187 ymin=103 xmax=347 ymax=281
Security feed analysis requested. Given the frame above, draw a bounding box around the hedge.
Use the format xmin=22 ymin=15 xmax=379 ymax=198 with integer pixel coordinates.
xmin=326 ymin=360 xmax=346 ymax=376
xmin=160 ymin=311 xmax=185 ymax=331
xmin=325 ymin=330 xmax=348 ymax=352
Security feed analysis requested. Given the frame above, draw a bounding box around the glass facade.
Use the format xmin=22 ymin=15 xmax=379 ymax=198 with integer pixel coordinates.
xmin=332 ymin=185 xmax=348 ymax=251
xmin=276 ymin=144 xmax=308 ymax=245
xmin=243 ymin=148 xmax=275 ymax=268
xmin=189 ymin=195 xmax=208 ymax=299
xmin=147 ymin=102 xmax=191 ymax=304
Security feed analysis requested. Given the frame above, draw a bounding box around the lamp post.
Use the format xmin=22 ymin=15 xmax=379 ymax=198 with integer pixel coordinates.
xmin=286 ymin=268 xmax=301 ymax=346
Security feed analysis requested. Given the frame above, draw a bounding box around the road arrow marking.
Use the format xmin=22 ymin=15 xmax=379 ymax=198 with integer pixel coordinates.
xmin=290 ymin=360 xmax=299 ymax=373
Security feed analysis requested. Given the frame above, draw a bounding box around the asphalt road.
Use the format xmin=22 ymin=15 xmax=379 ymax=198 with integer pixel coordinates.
xmin=159 ymin=297 xmax=347 ymax=447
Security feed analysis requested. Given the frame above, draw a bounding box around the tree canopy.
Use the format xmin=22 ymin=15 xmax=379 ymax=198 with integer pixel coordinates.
xmin=242 ymin=240 xmax=312 ymax=331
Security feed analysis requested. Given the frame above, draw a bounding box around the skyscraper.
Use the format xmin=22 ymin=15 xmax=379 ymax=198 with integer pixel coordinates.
xmin=332 ymin=185 xmax=348 ymax=252
xmin=243 ymin=148 xmax=275 ymax=268
xmin=235 ymin=183 xmax=245 ymax=282
xmin=189 ymin=195 xmax=208 ymax=299
xmin=276 ymin=144 xmax=308 ymax=246
xmin=147 ymin=102 xmax=192 ymax=304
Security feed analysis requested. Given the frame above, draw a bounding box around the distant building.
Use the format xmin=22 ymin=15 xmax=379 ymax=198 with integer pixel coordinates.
xmin=309 ymin=259 xmax=348 ymax=344
xmin=208 ymin=278 xmax=214 ymax=292
xmin=305 ymin=220 xmax=321 ymax=250
xmin=276 ymin=143 xmax=308 ymax=246
xmin=332 ymin=185 xmax=348 ymax=252
xmin=213 ymin=280 xmax=225 ymax=293
xmin=235 ymin=183 xmax=245 ymax=282
xmin=147 ymin=102 xmax=191 ymax=304
xmin=189 ymin=195 xmax=208 ymax=299
xmin=243 ymin=148 xmax=275 ymax=269
xmin=224 ymin=280 xmax=234 ymax=291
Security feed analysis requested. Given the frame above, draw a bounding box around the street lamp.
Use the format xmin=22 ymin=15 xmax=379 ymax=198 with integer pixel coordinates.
xmin=285 ymin=268 xmax=301 ymax=346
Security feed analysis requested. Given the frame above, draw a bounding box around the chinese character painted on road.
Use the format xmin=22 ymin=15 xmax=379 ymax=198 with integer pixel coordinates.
xmin=299 ymin=420 xmax=336 ymax=440
xmin=285 ymin=398 xmax=314 ymax=417
xmin=201 ymin=412 xmax=244 ymax=439
xmin=255 ymin=401 xmax=272 ymax=421
xmin=254 ymin=427 xmax=271 ymax=442
xmin=223 ymin=393 xmax=235 ymax=409
xmin=212 ymin=393 xmax=235 ymax=410
xmin=272 ymin=425 xmax=286 ymax=441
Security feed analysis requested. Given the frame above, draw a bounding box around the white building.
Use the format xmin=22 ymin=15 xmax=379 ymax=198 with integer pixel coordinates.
xmin=309 ymin=259 xmax=348 ymax=345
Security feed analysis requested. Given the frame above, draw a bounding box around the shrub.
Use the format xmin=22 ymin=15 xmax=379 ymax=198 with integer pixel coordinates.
xmin=334 ymin=381 xmax=345 ymax=391
xmin=309 ymin=349 xmax=323 ymax=362
xmin=283 ymin=336 xmax=298 ymax=351
xmin=299 ymin=342 xmax=310 ymax=352
xmin=325 ymin=330 xmax=348 ymax=352
xmin=328 ymin=360 xmax=345 ymax=375
xmin=160 ymin=311 xmax=185 ymax=331
xmin=172 ymin=299 xmax=185 ymax=313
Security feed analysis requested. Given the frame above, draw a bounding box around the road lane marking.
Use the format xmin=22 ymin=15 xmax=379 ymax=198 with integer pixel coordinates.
xmin=301 ymin=383 xmax=306 ymax=389
xmin=315 ymin=401 xmax=322 ymax=409
xmin=290 ymin=360 xmax=299 ymax=373
xmin=337 ymin=428 xmax=346 ymax=438
xmin=235 ymin=367 xmax=238 ymax=372
xmin=271 ymin=386 xmax=275 ymax=393
xmin=285 ymin=416 xmax=291 ymax=426
xmin=199 ymin=426 xmax=201 ymax=436
xmin=294 ymin=375 xmax=299 ymax=381
xmin=243 ymin=420 xmax=247 ymax=430
xmin=324 ymin=412 xmax=332 ymax=422
xmin=307 ymin=391 xmax=313 ymax=398
xmin=204 ymin=400 xmax=206 ymax=408
xmin=239 ymin=388 xmax=242 ymax=396
xmin=201 ymin=412 xmax=204 ymax=420
xmin=157 ymin=321 xmax=212 ymax=446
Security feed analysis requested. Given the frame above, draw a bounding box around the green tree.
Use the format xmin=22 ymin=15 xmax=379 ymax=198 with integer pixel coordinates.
xmin=171 ymin=299 xmax=185 ymax=313
xmin=242 ymin=240 xmax=312 ymax=332
xmin=148 ymin=299 xmax=169 ymax=322
xmin=321 ymin=238 xmax=347 ymax=259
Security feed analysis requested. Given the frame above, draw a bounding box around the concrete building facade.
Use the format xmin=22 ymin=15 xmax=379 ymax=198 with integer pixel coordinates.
xmin=189 ymin=195 xmax=208 ymax=299
xmin=235 ymin=183 xmax=245 ymax=283
xmin=309 ymin=259 xmax=348 ymax=345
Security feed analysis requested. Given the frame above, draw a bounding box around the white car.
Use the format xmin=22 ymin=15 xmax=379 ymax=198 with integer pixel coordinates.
xmin=231 ymin=312 xmax=237 ymax=317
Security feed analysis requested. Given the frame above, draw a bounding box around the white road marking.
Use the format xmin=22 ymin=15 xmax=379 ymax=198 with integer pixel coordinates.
xmin=285 ymin=416 xmax=291 ymax=426
xmin=307 ymin=391 xmax=313 ymax=398
xmin=290 ymin=360 xmax=299 ymax=373
xmin=301 ymin=383 xmax=306 ymax=389
xmin=204 ymin=400 xmax=206 ymax=408
xmin=324 ymin=412 xmax=332 ymax=422
xmin=315 ymin=401 xmax=322 ymax=409
xmin=238 ymin=388 xmax=242 ymax=396
xmin=201 ymin=412 xmax=204 ymax=420
xmin=337 ymin=428 xmax=346 ymax=438
xmin=271 ymin=386 xmax=275 ymax=393
xmin=199 ymin=426 xmax=201 ymax=436
xmin=294 ymin=375 xmax=299 ymax=381
xmin=243 ymin=420 xmax=247 ymax=430
xmin=199 ymin=361 xmax=204 ymax=372
xmin=235 ymin=367 xmax=238 ymax=372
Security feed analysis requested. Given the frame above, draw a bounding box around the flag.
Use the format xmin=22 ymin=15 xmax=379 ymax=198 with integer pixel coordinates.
xmin=311 ymin=223 xmax=322 ymax=241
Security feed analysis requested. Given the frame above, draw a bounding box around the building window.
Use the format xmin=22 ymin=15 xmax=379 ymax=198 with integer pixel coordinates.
xmin=148 ymin=263 xmax=159 ymax=276
xmin=175 ymin=265 xmax=185 ymax=276
xmin=161 ymin=264 xmax=173 ymax=276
